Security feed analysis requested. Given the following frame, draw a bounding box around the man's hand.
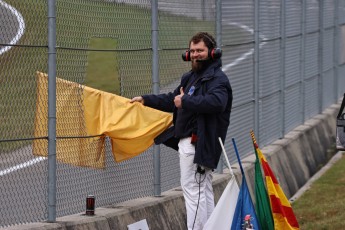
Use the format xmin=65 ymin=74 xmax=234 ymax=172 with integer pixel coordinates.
xmin=130 ymin=96 xmax=144 ymax=104
xmin=174 ymin=87 xmax=184 ymax=108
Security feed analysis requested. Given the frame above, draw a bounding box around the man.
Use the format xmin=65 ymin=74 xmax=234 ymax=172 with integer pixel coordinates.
xmin=131 ymin=32 xmax=232 ymax=230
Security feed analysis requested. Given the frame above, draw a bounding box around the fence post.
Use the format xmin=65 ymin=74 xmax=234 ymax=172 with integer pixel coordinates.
xmin=216 ymin=0 xmax=223 ymax=174
xmin=47 ymin=0 xmax=57 ymax=222
xmin=301 ymin=0 xmax=306 ymax=123
xmin=151 ymin=0 xmax=161 ymax=197
xmin=318 ymin=0 xmax=324 ymax=112
xmin=334 ymin=0 xmax=339 ymax=101
xmin=280 ymin=0 xmax=286 ymax=138
xmin=254 ymin=0 xmax=260 ymax=142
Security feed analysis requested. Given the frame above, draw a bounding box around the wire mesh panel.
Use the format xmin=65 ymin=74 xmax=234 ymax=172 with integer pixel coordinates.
xmin=339 ymin=0 xmax=345 ymax=94
xmin=339 ymin=64 xmax=345 ymax=95
xmin=322 ymin=68 xmax=335 ymax=108
xmin=0 ymin=0 xmax=48 ymax=227
xmin=304 ymin=0 xmax=320 ymax=120
xmin=284 ymin=36 xmax=303 ymax=133
xmin=285 ymin=37 xmax=301 ymax=88
xmin=340 ymin=0 xmax=345 ymax=25
xmin=222 ymin=43 xmax=255 ymax=160
xmin=55 ymin=139 xmax=155 ymax=217
xmin=285 ymin=84 xmax=303 ymax=133
xmin=0 ymin=142 xmax=48 ymax=226
xmin=221 ymin=0 xmax=254 ymax=45
xmin=323 ymin=0 xmax=335 ymax=29
xmin=259 ymin=92 xmax=282 ymax=146
xmin=304 ymin=76 xmax=320 ymax=119
xmin=322 ymin=0 xmax=336 ymax=109
xmin=322 ymin=29 xmax=335 ymax=108
xmin=258 ymin=40 xmax=281 ymax=144
xmin=284 ymin=0 xmax=303 ymax=134
xmin=221 ymin=0 xmax=255 ymax=160
xmin=305 ymin=34 xmax=319 ymax=80
xmin=286 ymin=0 xmax=302 ymax=37
xmin=259 ymin=0 xmax=281 ymax=40
xmin=306 ymin=0 xmax=319 ymax=33
xmin=160 ymin=145 xmax=180 ymax=192
xmin=226 ymin=102 xmax=255 ymax=163
xmin=258 ymin=0 xmax=281 ymax=95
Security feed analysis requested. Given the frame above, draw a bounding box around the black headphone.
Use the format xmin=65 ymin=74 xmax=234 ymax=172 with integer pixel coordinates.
xmin=182 ymin=33 xmax=222 ymax=61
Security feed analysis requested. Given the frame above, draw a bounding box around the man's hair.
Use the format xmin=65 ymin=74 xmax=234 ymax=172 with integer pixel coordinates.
xmin=189 ymin=32 xmax=216 ymax=50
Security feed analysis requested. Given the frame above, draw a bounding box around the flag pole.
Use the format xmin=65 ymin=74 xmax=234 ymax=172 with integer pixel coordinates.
xmin=232 ymin=138 xmax=245 ymax=176
xmin=218 ymin=137 xmax=234 ymax=176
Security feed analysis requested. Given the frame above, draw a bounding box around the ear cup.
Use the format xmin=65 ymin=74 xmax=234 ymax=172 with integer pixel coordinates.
xmin=182 ymin=50 xmax=190 ymax=61
xmin=182 ymin=48 xmax=222 ymax=61
xmin=209 ymin=48 xmax=222 ymax=60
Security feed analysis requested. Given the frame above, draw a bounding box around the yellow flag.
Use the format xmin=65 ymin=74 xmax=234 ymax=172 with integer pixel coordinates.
xmin=33 ymin=72 xmax=173 ymax=168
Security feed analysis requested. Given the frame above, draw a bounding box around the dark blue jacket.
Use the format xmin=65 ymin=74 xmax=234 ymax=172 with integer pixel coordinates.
xmin=143 ymin=60 xmax=232 ymax=169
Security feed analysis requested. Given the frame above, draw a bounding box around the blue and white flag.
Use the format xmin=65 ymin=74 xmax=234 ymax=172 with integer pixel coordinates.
xmin=231 ymin=138 xmax=260 ymax=230
xmin=203 ymin=175 xmax=239 ymax=230
xmin=203 ymin=138 xmax=240 ymax=230
xmin=231 ymin=176 xmax=260 ymax=230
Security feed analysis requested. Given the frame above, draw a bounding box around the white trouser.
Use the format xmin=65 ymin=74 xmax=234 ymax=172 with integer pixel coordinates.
xmin=178 ymin=137 xmax=214 ymax=230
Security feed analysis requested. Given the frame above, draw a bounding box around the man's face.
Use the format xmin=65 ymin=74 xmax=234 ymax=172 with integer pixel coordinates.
xmin=190 ymin=41 xmax=209 ymax=72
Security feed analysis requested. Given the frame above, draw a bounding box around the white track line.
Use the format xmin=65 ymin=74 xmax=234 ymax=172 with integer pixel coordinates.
xmin=0 ymin=157 xmax=46 ymax=176
xmin=0 ymin=0 xmax=25 ymax=55
xmin=0 ymin=2 xmax=35 ymax=177
xmin=222 ymin=22 xmax=267 ymax=72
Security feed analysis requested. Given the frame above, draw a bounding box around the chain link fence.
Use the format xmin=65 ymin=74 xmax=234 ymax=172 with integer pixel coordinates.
xmin=0 ymin=0 xmax=344 ymax=227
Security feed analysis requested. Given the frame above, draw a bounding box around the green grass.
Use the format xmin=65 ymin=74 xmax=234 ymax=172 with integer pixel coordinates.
xmin=292 ymin=153 xmax=345 ymax=229
xmin=85 ymin=37 xmax=120 ymax=94
xmin=0 ymin=0 xmax=247 ymax=152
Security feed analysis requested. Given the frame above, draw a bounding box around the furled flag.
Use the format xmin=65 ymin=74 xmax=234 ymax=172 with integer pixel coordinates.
xmin=231 ymin=138 xmax=260 ymax=230
xmin=251 ymin=130 xmax=274 ymax=230
xmin=203 ymin=138 xmax=240 ymax=230
xmin=250 ymin=131 xmax=300 ymax=230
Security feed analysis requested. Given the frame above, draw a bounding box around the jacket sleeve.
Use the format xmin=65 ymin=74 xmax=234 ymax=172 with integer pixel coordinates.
xmin=142 ymin=93 xmax=175 ymax=113
xmin=142 ymin=73 xmax=191 ymax=113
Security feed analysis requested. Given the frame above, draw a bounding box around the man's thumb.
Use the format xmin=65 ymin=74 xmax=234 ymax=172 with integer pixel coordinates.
xmin=180 ymin=87 xmax=184 ymax=95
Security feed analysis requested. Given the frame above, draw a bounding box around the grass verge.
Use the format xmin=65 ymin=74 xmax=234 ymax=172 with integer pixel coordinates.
xmin=292 ymin=152 xmax=345 ymax=229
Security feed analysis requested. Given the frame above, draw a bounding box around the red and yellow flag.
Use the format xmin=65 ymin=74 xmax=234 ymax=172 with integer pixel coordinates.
xmin=250 ymin=131 xmax=299 ymax=230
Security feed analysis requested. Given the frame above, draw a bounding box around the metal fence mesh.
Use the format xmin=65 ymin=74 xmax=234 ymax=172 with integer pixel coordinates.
xmin=1 ymin=0 xmax=345 ymax=227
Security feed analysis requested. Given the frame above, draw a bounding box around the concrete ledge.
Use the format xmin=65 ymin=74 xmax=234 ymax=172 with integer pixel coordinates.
xmin=5 ymin=174 xmax=229 ymax=230
xmin=5 ymin=103 xmax=339 ymax=230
